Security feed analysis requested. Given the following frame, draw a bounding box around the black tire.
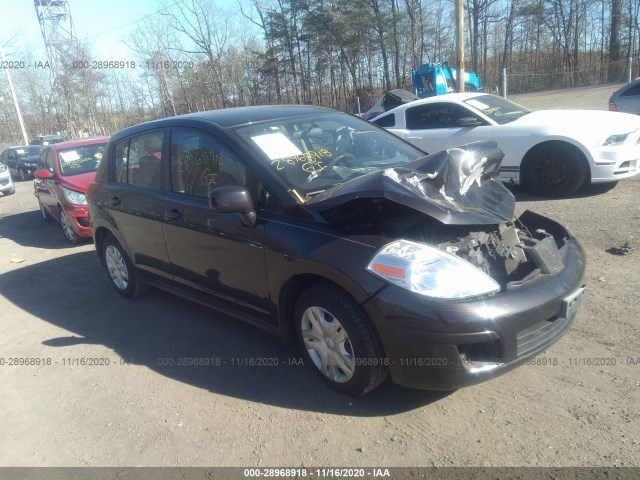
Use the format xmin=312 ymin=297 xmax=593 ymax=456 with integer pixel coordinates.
xmin=294 ymin=284 xmax=388 ymax=395
xmin=522 ymin=144 xmax=587 ymax=197
xmin=19 ymin=168 xmax=27 ymax=181
xmin=102 ymin=234 xmax=150 ymax=298
xmin=3 ymin=186 xmax=15 ymax=196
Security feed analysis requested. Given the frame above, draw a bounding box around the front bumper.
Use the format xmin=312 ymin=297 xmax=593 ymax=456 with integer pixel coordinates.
xmin=63 ymin=204 xmax=92 ymax=237
xmin=363 ymin=217 xmax=586 ymax=390
xmin=590 ymin=145 xmax=640 ymax=182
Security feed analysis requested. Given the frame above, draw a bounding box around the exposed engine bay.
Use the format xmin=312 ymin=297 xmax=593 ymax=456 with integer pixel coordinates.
xmin=322 ymin=198 xmax=568 ymax=289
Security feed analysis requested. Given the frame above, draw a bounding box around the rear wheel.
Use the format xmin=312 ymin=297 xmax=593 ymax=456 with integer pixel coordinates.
xmin=522 ymin=144 xmax=587 ymax=197
xmin=102 ymin=234 xmax=150 ymax=298
xmin=19 ymin=168 xmax=27 ymax=181
xmin=294 ymin=284 xmax=388 ymax=395
xmin=60 ymin=209 xmax=81 ymax=244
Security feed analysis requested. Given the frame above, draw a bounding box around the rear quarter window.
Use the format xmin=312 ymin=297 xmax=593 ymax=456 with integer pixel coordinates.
xmin=373 ymin=114 xmax=396 ymax=128
xmin=621 ymin=83 xmax=640 ymax=97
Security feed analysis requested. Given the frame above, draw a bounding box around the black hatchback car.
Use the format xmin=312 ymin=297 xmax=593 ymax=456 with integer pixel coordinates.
xmin=87 ymin=106 xmax=586 ymax=395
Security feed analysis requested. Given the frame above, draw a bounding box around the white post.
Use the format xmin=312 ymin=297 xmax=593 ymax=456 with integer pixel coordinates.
xmin=0 ymin=44 xmax=29 ymax=145
xmin=456 ymin=0 xmax=465 ymax=93
xmin=628 ymin=57 xmax=633 ymax=83
xmin=502 ymin=67 xmax=507 ymax=98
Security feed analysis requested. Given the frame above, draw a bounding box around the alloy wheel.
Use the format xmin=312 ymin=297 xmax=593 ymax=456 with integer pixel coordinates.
xmin=60 ymin=210 xmax=76 ymax=242
xmin=105 ymin=245 xmax=129 ymax=291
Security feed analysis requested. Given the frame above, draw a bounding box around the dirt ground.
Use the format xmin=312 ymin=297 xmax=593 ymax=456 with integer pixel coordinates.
xmin=0 ymin=171 xmax=639 ymax=468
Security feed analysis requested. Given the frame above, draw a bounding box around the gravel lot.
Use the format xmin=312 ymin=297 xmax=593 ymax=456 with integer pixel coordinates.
xmin=1 ymin=156 xmax=639 ymax=467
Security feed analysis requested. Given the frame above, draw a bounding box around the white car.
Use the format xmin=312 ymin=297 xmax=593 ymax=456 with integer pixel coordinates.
xmin=0 ymin=161 xmax=15 ymax=196
xmin=371 ymin=92 xmax=640 ymax=196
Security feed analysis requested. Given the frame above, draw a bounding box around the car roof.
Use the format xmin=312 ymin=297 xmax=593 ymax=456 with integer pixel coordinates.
xmin=111 ymin=105 xmax=338 ymax=139
xmin=49 ymin=136 xmax=110 ymax=151
xmin=8 ymin=145 xmax=44 ymax=149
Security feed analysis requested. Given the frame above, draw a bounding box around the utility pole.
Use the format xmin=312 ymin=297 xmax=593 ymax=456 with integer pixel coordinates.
xmin=0 ymin=43 xmax=29 ymax=144
xmin=456 ymin=0 xmax=465 ymax=93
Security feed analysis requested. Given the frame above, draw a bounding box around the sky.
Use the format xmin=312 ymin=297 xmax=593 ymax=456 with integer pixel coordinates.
xmin=1 ymin=0 xmax=246 ymax=64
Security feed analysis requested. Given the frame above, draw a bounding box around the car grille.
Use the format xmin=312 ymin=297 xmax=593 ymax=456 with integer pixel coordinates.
xmin=0 ymin=178 xmax=9 ymax=186
xmin=516 ymin=314 xmax=571 ymax=357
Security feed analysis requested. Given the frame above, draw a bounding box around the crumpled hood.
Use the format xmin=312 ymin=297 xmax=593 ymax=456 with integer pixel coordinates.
xmin=306 ymin=141 xmax=514 ymax=225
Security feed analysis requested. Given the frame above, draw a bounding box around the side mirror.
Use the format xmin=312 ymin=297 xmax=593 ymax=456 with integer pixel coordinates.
xmin=34 ymin=169 xmax=54 ymax=180
xmin=209 ymin=185 xmax=257 ymax=228
xmin=457 ymin=117 xmax=482 ymax=127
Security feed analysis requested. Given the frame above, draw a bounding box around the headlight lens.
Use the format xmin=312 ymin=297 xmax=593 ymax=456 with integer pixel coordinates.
xmin=63 ymin=187 xmax=86 ymax=205
xmin=367 ymin=239 xmax=500 ymax=299
xmin=0 ymin=163 xmax=6 ymax=173
xmin=602 ymin=133 xmax=630 ymax=146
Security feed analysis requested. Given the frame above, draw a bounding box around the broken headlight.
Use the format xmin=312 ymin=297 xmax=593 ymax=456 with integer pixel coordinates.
xmin=367 ymin=239 xmax=500 ymax=299
xmin=63 ymin=186 xmax=86 ymax=205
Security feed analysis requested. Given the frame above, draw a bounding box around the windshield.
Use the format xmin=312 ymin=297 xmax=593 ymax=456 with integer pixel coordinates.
xmin=57 ymin=143 xmax=107 ymax=176
xmin=463 ymin=95 xmax=530 ymax=124
xmin=15 ymin=146 xmax=44 ymax=158
xmin=233 ymin=112 xmax=426 ymax=196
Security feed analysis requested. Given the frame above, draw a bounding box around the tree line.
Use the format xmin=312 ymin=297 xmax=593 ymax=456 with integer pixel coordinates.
xmin=1 ymin=0 xmax=638 ymax=146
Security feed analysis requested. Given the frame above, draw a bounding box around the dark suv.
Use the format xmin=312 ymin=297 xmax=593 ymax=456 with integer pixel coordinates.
xmin=88 ymin=106 xmax=586 ymax=395
xmin=30 ymin=135 xmax=66 ymax=146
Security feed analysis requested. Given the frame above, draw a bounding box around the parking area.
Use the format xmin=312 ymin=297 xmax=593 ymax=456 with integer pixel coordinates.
xmin=0 ymin=175 xmax=638 ymax=467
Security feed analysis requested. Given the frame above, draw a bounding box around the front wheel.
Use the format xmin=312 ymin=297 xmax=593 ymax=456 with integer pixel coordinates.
xmin=19 ymin=168 xmax=27 ymax=181
xmin=522 ymin=144 xmax=587 ymax=197
xmin=3 ymin=187 xmax=15 ymax=196
xmin=60 ymin=209 xmax=81 ymax=244
xmin=102 ymin=234 xmax=150 ymax=298
xmin=294 ymin=284 xmax=388 ymax=395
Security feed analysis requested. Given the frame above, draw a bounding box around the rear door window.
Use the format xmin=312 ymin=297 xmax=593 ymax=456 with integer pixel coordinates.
xmin=113 ymin=131 xmax=164 ymax=189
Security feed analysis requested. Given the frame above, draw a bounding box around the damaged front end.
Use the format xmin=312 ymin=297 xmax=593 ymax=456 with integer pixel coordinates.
xmin=308 ymin=141 xmax=579 ymax=293
xmin=305 ymin=141 xmax=586 ymax=389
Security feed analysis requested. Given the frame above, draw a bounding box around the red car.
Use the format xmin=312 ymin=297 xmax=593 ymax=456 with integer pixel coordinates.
xmin=34 ymin=137 xmax=109 ymax=243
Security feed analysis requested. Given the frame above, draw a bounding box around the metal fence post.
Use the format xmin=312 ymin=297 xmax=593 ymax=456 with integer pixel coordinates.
xmin=502 ymin=67 xmax=507 ymax=98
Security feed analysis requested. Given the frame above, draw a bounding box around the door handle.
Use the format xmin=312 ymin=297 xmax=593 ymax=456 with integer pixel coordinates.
xmin=110 ymin=196 xmax=121 ymax=206
xmin=163 ymin=209 xmax=183 ymax=222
